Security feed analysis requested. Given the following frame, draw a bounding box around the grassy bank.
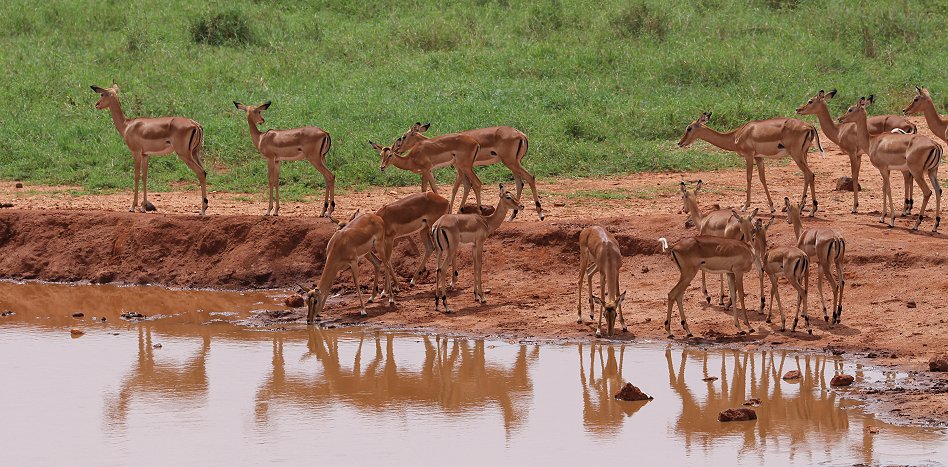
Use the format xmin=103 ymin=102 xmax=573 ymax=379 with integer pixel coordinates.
xmin=0 ymin=0 xmax=945 ymax=199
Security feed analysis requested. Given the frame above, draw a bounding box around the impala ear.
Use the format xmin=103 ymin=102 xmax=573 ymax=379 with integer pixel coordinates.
xmin=591 ymin=296 xmax=604 ymax=307
xmin=767 ymin=216 xmax=776 ymax=228
xmin=369 ymin=141 xmax=383 ymax=151
xmin=754 ymin=218 xmax=763 ymax=229
xmin=296 ymin=284 xmax=309 ymax=294
xmin=866 ymin=94 xmax=875 ymax=105
xmin=679 ymin=181 xmax=687 ymax=194
xmin=617 ymin=291 xmax=627 ymax=305
xmin=498 ymin=183 xmax=506 ymax=194
xmin=750 ymin=208 xmax=759 ymax=218
xmin=111 ymin=80 xmax=119 ymax=92
xmin=259 ymin=100 xmax=272 ymax=110
xmin=233 ymin=101 xmax=247 ymax=110
xmin=420 ymin=122 xmax=430 ymax=132
xmin=695 ymin=179 xmax=703 ymax=194
xmin=731 ymin=209 xmax=740 ymax=221
xmin=827 ymin=89 xmax=837 ymax=98
xmin=91 ymin=85 xmax=106 ymax=94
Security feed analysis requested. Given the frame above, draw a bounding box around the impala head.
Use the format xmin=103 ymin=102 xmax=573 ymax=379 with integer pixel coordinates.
xmin=498 ymin=183 xmax=525 ymax=212
xmin=297 ymin=283 xmax=325 ymax=325
xmin=391 ymin=122 xmax=431 ymax=153
xmin=234 ymin=100 xmax=271 ymax=125
xmin=837 ymin=95 xmax=873 ymax=125
xmin=731 ymin=208 xmax=758 ymax=242
xmin=784 ymin=197 xmax=804 ymax=224
xmin=796 ymin=89 xmax=836 ymax=115
xmin=90 ymin=83 xmax=120 ymax=110
xmin=678 ymin=180 xmax=702 ymax=214
xmin=678 ymin=112 xmax=711 ymax=148
xmin=752 ymin=217 xmax=776 ymax=253
xmin=369 ymin=140 xmax=398 ymax=171
xmin=591 ymin=291 xmax=627 ymax=337
xmin=903 ymin=86 xmax=932 ymax=115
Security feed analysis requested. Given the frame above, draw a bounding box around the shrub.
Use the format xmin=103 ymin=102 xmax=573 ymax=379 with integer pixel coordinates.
xmin=190 ymin=11 xmax=254 ymax=46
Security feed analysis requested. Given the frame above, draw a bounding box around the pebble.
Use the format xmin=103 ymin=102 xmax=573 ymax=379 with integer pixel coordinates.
xmin=70 ymin=329 xmax=84 ymax=337
xmin=782 ymin=370 xmax=802 ymax=380
xmin=72 ymin=312 xmax=84 ymax=318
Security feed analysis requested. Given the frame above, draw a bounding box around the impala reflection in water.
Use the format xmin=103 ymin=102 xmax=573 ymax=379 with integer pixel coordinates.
xmin=0 ymin=281 xmax=945 ymax=466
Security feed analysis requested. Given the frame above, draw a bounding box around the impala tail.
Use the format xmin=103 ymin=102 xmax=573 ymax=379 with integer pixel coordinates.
xmin=658 ymin=237 xmax=670 ymax=254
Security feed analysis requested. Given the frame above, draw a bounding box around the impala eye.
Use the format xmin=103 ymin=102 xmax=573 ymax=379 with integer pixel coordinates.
xmin=808 ymin=100 xmax=813 ymax=104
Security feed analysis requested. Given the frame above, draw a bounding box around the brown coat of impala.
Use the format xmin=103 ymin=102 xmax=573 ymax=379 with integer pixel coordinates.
xmin=393 ymin=122 xmax=544 ymax=220
xmin=234 ymin=101 xmax=335 ymax=218
xmin=796 ymin=89 xmax=916 ymax=214
xmin=300 ymin=212 xmax=396 ymax=323
xmin=838 ymin=96 xmax=943 ymax=232
xmin=751 ymin=217 xmax=811 ymax=334
xmin=784 ymin=198 xmax=845 ymax=326
xmin=658 ymin=235 xmax=760 ymax=338
xmin=679 ymin=180 xmax=759 ymax=308
xmin=576 ymin=225 xmax=627 ymax=337
xmin=678 ymin=112 xmax=823 ymax=216
xmin=369 ymin=191 xmax=450 ymax=292
xmin=91 ymin=84 xmax=208 ymax=215
xmin=904 ymin=87 xmax=948 ymax=145
xmin=370 ymin=133 xmax=483 ymax=213
xmin=430 ymin=185 xmax=522 ymax=313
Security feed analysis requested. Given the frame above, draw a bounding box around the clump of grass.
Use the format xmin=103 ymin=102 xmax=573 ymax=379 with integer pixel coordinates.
xmin=761 ymin=0 xmax=800 ymax=11
xmin=612 ymin=3 xmax=669 ymax=40
xmin=527 ymin=0 xmax=563 ymax=36
xmin=190 ymin=11 xmax=255 ymax=46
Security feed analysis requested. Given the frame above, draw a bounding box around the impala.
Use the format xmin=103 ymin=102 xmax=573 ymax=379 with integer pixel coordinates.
xmin=576 ymin=225 xmax=628 ymax=337
xmin=679 ymin=180 xmax=758 ymax=307
xmin=903 ymin=87 xmax=948 ymax=145
xmin=839 ymin=96 xmax=942 ymax=232
xmin=785 ymin=197 xmax=845 ymax=325
xmin=370 ymin=133 xmax=483 ymax=213
xmin=678 ymin=112 xmax=823 ymax=216
xmin=752 ymin=217 xmax=811 ymax=334
xmin=658 ymin=235 xmax=761 ymax=338
xmin=299 ymin=212 xmax=396 ymax=323
xmin=797 ymin=89 xmax=915 ymax=214
xmin=391 ymin=122 xmax=544 ymax=220
xmin=431 ymin=185 xmax=523 ymax=313
xmin=233 ymin=101 xmax=335 ymax=218
xmin=91 ymin=84 xmax=208 ymax=215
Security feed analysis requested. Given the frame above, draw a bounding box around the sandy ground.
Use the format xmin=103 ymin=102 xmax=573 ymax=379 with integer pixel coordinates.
xmin=1 ymin=116 xmax=947 ymax=426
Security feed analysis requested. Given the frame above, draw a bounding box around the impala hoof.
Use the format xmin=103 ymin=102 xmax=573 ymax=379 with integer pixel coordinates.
xmin=780 ymin=327 xmax=786 ymax=332
xmin=576 ymin=318 xmax=583 ymax=324
xmin=686 ymin=333 xmax=694 ymax=338
xmin=667 ymin=334 xmax=675 ymax=338
xmin=765 ymin=318 xmax=772 ymax=323
xmin=360 ymin=310 xmax=367 ymax=317
xmin=808 ymin=329 xmax=813 ymax=335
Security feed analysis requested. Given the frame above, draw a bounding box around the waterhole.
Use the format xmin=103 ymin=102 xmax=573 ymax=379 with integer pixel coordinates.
xmin=0 ymin=282 xmax=945 ymax=465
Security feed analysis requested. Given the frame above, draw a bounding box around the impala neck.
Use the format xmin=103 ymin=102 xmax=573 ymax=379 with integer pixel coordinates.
xmin=388 ymin=152 xmax=422 ymax=172
xmin=919 ymin=100 xmax=948 ymax=140
xmin=682 ymin=196 xmax=703 ymax=227
xmin=851 ymin=111 xmax=871 ymax=154
xmin=246 ymin=115 xmax=264 ymax=148
xmin=107 ymin=99 xmax=129 ymax=136
xmin=485 ymin=199 xmax=513 ymax=234
xmin=810 ymin=101 xmax=840 ymax=144
xmin=694 ymin=126 xmax=739 ymax=152
xmin=790 ymin=214 xmax=803 ymax=241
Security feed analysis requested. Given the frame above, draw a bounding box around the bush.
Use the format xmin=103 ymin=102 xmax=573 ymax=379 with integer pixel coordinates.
xmin=190 ymin=11 xmax=254 ymax=46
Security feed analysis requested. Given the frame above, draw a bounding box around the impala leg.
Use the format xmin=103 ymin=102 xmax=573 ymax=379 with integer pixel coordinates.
xmin=719 ymin=273 xmax=727 ymax=307
xmin=273 ymin=161 xmax=282 ymax=216
xmin=755 ymin=158 xmax=776 ymax=213
xmin=384 ymin=238 xmax=402 ymax=293
xmin=742 ymin=158 xmax=754 ymax=211
xmin=800 ymin=263 xmax=811 ymax=334
xmin=772 ymin=273 xmax=786 ymax=331
xmin=929 ymin=169 xmax=942 ymax=233
xmin=737 ymin=274 xmax=753 ymax=333
xmin=180 ymin=156 xmax=208 ymax=216
xmin=849 ymin=153 xmax=861 ymax=213
xmin=350 ymin=261 xmax=367 ymax=317
xmin=577 ymin=254 xmax=589 ymax=323
xmin=878 ymin=169 xmax=891 ymax=225
xmin=434 ymin=235 xmax=445 ymax=312
xmin=311 ymin=159 xmax=335 ymax=218
xmin=141 ymin=155 xmax=151 ymax=210
xmin=910 ymin=167 xmax=932 ymax=231
xmin=473 ymin=241 xmax=486 ymax=304
xmin=727 ymin=274 xmax=743 ymax=334
xmin=380 ymin=245 xmax=397 ymax=307
xmin=816 ymin=263 xmax=831 ymax=323
xmin=450 ymin=173 xmax=463 ymax=212
xmin=410 ymin=230 xmax=435 ymax=286
xmin=700 ymin=271 xmax=711 ymax=304
xmin=902 ymin=171 xmax=914 ymax=216
xmin=265 ymin=161 xmax=277 ymax=216
xmin=365 ymin=253 xmax=381 ymax=303
xmin=765 ymin=272 xmax=777 ymax=324
xmin=586 ymin=264 xmax=597 ymax=320
xmin=510 ymin=176 xmax=524 ymax=220
xmin=666 ymin=268 xmax=696 ymax=338
xmin=833 ymin=256 xmax=844 ymax=325
xmin=131 ymin=153 xmax=142 ymax=212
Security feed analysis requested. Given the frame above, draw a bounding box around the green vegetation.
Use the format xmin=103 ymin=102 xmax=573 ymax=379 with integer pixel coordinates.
xmin=0 ymin=0 xmax=945 ymax=198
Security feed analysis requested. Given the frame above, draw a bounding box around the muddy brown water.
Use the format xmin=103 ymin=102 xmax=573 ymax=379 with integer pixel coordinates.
xmin=0 ymin=282 xmax=945 ymax=466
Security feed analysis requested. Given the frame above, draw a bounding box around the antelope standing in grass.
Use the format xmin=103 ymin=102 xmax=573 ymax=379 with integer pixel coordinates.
xmin=903 ymin=87 xmax=948 ymax=145
xmin=392 ymin=122 xmax=544 ymax=220
xmin=658 ymin=235 xmax=761 ymax=338
xmin=370 ymin=133 xmax=483 ymax=214
xmin=299 ymin=212 xmax=396 ymax=323
xmin=430 ymin=185 xmax=523 ymax=313
xmin=91 ymin=84 xmax=208 ymax=215
xmin=839 ymin=96 xmax=942 ymax=232
xmin=797 ymin=90 xmax=915 ymax=214
xmin=785 ymin=198 xmax=845 ymax=326
xmin=679 ymin=180 xmax=759 ymax=308
xmin=234 ymin=101 xmax=335 ymax=218
xmin=751 ymin=217 xmax=811 ymax=334
xmin=678 ymin=112 xmax=823 ymax=216
xmin=576 ymin=225 xmax=628 ymax=337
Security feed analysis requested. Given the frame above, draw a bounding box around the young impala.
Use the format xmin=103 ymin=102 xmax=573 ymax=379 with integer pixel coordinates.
xmin=299 ymin=212 xmax=396 ymax=323
xmin=391 ymin=122 xmax=544 ymax=220
xmin=430 ymin=185 xmax=522 ymax=313
xmin=234 ymin=101 xmax=335 ymax=218
xmin=91 ymin=84 xmax=208 ymax=215
xmin=658 ymin=235 xmax=761 ymax=338
xmin=903 ymin=87 xmax=948 ymax=145
xmin=678 ymin=112 xmax=823 ymax=216
xmin=785 ymin=198 xmax=845 ymax=325
xmin=576 ymin=225 xmax=628 ymax=338
xmin=752 ymin=217 xmax=811 ymax=334
xmin=797 ymin=89 xmax=915 ymax=214
xmin=839 ymin=96 xmax=942 ymax=232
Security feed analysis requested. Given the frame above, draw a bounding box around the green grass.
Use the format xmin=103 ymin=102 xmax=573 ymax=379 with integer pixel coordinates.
xmin=0 ymin=0 xmax=945 ymax=197
xmin=567 ymin=189 xmax=632 ymax=200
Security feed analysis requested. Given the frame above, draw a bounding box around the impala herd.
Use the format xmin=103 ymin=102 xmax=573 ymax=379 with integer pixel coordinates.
xmin=89 ymin=84 xmax=946 ymax=339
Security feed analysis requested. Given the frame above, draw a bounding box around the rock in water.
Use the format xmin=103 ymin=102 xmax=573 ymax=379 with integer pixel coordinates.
xmin=834 ymin=176 xmax=861 ymax=192
xmin=830 ymin=374 xmax=855 ymax=386
xmin=284 ymin=294 xmax=305 ymax=308
xmin=614 ymin=383 xmax=653 ymax=401
xmin=782 ymin=370 xmax=802 ymax=380
xmin=743 ymin=398 xmax=761 ymax=406
xmin=70 ymin=329 xmax=85 ymax=338
xmin=719 ymin=408 xmax=757 ymax=422
xmin=929 ymin=355 xmax=948 ymax=372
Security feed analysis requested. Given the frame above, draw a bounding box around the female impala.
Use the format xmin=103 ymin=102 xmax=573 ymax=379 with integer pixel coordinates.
xmin=431 ymin=185 xmax=522 ymax=313
xmin=576 ymin=225 xmax=628 ymax=337
xmin=903 ymin=87 xmax=948 ymax=145
xmin=391 ymin=122 xmax=544 ymax=220
xmin=300 ymin=212 xmax=396 ymax=323
xmin=370 ymin=133 xmax=483 ymax=213
xmin=752 ymin=217 xmax=811 ymax=334
xmin=796 ymin=89 xmax=915 ymax=214
xmin=785 ymin=197 xmax=845 ymax=326
xmin=678 ymin=112 xmax=823 ymax=216
xmin=234 ymin=101 xmax=335 ymax=218
xmin=839 ymin=96 xmax=942 ymax=232
xmin=91 ymin=84 xmax=208 ymax=215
